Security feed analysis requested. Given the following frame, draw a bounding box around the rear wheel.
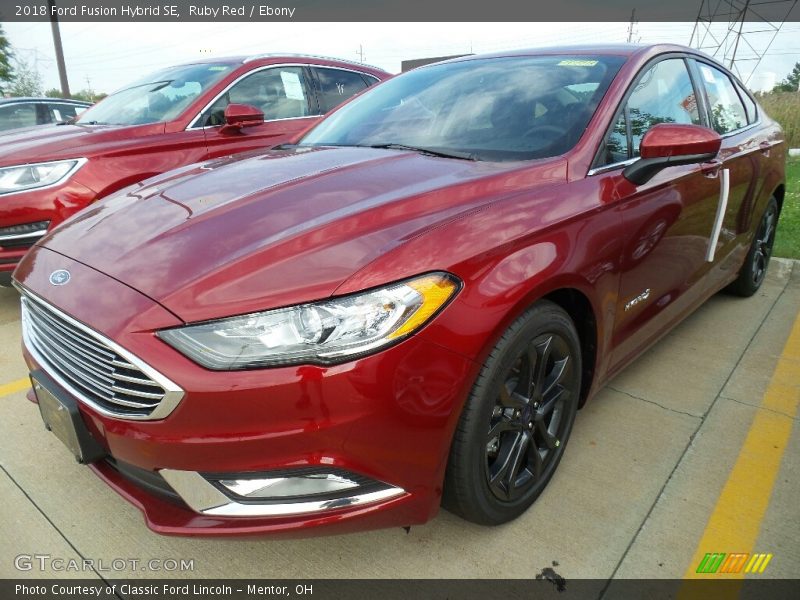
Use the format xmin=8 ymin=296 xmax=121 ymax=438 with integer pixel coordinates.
xmin=728 ymin=196 xmax=778 ymax=297
xmin=443 ymin=300 xmax=581 ymax=525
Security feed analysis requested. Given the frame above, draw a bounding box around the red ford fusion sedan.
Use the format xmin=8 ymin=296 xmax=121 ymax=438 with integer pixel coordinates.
xmin=0 ymin=54 xmax=388 ymax=286
xmin=13 ymin=44 xmax=785 ymax=537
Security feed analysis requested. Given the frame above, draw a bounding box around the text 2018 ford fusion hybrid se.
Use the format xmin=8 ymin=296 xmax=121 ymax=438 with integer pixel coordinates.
xmin=13 ymin=45 xmax=785 ymax=536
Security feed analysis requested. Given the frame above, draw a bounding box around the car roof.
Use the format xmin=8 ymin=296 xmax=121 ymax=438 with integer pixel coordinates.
xmin=0 ymin=97 xmax=92 ymax=105
xmin=170 ymin=53 xmax=386 ymax=72
xmin=435 ymin=43 xmax=709 ymax=64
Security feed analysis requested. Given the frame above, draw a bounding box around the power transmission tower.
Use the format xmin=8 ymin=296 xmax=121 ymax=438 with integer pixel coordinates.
xmin=627 ymin=9 xmax=639 ymax=43
xmin=356 ymin=44 xmax=366 ymax=63
xmin=688 ymin=0 xmax=797 ymax=85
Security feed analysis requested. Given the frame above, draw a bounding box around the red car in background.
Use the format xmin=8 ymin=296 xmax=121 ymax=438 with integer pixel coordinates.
xmin=0 ymin=54 xmax=389 ymax=286
xmin=14 ymin=44 xmax=785 ymax=536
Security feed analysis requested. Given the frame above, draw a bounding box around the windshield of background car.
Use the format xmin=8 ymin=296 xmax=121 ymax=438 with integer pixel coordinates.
xmin=300 ymin=55 xmax=626 ymax=161
xmin=76 ymin=63 xmax=235 ymax=126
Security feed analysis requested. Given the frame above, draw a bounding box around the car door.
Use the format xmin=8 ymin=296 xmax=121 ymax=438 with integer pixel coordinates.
xmin=688 ymin=59 xmax=764 ymax=288
xmin=198 ymin=65 xmax=319 ymax=158
xmin=309 ymin=66 xmax=375 ymax=114
xmin=590 ymin=56 xmax=725 ymax=370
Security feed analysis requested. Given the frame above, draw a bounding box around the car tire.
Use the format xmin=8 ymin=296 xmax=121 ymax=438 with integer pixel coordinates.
xmin=727 ymin=196 xmax=779 ymax=297
xmin=443 ymin=300 xmax=582 ymax=525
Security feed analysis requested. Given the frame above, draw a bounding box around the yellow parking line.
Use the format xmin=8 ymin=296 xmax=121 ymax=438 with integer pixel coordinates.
xmin=684 ymin=307 xmax=800 ymax=580
xmin=0 ymin=377 xmax=30 ymax=398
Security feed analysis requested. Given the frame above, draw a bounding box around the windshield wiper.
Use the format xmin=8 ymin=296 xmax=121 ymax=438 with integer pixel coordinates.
xmin=368 ymin=143 xmax=477 ymax=161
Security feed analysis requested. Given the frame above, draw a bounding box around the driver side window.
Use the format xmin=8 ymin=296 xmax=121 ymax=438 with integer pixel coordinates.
xmin=600 ymin=58 xmax=701 ymax=166
xmin=201 ymin=67 xmax=311 ymax=126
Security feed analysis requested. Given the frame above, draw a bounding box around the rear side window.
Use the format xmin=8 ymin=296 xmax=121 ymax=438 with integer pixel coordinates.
xmin=696 ymin=62 xmax=748 ymax=134
xmin=313 ymin=68 xmax=370 ymax=113
xmin=598 ymin=58 xmax=701 ymax=165
xmin=734 ymin=81 xmax=757 ymax=124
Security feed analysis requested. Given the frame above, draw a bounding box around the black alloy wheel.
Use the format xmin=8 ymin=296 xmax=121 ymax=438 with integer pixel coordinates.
xmin=444 ymin=300 xmax=582 ymax=525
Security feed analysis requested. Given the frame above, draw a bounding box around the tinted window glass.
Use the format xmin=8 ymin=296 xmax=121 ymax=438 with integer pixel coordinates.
xmin=599 ymin=59 xmax=700 ymax=166
xmin=47 ymin=103 xmax=81 ymax=122
xmin=734 ymin=80 xmax=757 ymax=124
xmin=302 ymin=55 xmax=626 ymax=162
xmin=604 ymin=111 xmax=629 ymax=164
xmin=697 ymin=63 xmax=748 ymax=134
xmin=627 ymin=59 xmax=701 ymax=157
xmin=203 ymin=67 xmax=310 ymax=126
xmin=0 ymin=104 xmax=38 ymax=130
xmin=314 ymin=68 xmax=371 ymax=113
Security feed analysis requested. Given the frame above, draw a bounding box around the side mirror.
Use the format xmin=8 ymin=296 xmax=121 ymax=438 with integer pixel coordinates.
xmin=623 ymin=124 xmax=722 ymax=185
xmin=222 ymin=103 xmax=264 ymax=130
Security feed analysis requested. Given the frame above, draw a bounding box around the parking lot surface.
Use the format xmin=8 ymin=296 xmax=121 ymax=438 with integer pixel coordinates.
xmin=0 ymin=260 xmax=798 ymax=581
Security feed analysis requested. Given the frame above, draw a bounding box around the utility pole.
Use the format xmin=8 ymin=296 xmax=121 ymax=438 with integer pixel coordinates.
xmin=356 ymin=44 xmax=365 ymax=63
xmin=47 ymin=0 xmax=70 ymax=98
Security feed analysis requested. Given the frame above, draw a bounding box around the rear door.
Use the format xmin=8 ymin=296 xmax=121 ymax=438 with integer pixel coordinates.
xmin=688 ymin=59 xmax=766 ymax=286
xmin=198 ymin=65 xmax=319 ymax=158
xmin=590 ymin=56 xmax=724 ymax=369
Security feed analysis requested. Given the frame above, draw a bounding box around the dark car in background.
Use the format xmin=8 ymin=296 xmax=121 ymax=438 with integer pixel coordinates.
xmin=0 ymin=97 xmax=92 ymax=131
xmin=0 ymin=54 xmax=389 ymax=285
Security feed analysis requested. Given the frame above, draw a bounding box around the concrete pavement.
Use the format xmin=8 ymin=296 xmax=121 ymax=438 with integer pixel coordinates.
xmin=0 ymin=260 xmax=798 ymax=583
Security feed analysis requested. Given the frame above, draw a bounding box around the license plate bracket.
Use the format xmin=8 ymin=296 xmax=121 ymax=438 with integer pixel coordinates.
xmin=31 ymin=370 xmax=106 ymax=464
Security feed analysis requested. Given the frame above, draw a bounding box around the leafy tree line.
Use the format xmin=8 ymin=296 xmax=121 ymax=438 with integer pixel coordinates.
xmin=772 ymin=62 xmax=800 ymax=93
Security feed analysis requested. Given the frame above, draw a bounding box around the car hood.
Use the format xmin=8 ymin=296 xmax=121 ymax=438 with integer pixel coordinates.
xmin=0 ymin=122 xmax=164 ymax=165
xmin=41 ymin=146 xmax=566 ymax=322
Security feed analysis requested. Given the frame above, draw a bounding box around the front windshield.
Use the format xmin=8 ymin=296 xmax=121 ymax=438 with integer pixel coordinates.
xmin=76 ymin=63 xmax=235 ymax=126
xmin=301 ymin=55 xmax=626 ymax=161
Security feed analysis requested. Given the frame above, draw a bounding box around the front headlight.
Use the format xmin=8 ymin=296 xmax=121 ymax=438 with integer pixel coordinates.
xmin=157 ymin=272 xmax=460 ymax=370
xmin=0 ymin=158 xmax=87 ymax=195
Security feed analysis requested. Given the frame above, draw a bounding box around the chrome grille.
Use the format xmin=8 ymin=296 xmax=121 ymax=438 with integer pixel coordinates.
xmin=20 ymin=291 xmax=183 ymax=420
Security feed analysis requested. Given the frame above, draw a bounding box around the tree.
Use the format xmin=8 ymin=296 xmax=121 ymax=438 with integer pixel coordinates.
xmin=772 ymin=62 xmax=800 ymax=93
xmin=0 ymin=25 xmax=13 ymax=94
xmin=8 ymin=58 xmax=43 ymax=97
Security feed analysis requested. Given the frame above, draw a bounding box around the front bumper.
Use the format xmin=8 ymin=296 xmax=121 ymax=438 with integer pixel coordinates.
xmin=16 ymin=246 xmax=479 ymax=536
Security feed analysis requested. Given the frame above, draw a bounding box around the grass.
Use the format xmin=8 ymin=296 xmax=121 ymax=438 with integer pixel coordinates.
xmin=774 ymin=157 xmax=799 ymax=260
xmin=757 ymin=92 xmax=800 ymax=148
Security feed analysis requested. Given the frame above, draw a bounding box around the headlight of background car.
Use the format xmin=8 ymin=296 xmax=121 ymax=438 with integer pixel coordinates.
xmin=158 ymin=272 xmax=460 ymax=370
xmin=0 ymin=159 xmax=87 ymax=195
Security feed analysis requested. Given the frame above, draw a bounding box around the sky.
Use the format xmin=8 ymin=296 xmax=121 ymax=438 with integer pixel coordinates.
xmin=3 ymin=21 xmax=800 ymax=95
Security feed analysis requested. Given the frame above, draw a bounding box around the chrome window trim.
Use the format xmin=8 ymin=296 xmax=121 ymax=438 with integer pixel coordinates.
xmin=311 ymin=65 xmax=381 ymax=85
xmin=16 ymin=285 xmax=185 ymax=421
xmin=186 ymin=63 xmax=380 ymax=131
xmin=0 ymin=157 xmax=88 ymax=198
xmin=160 ymin=469 xmax=406 ymax=518
xmin=243 ymin=52 xmax=383 ymax=73
xmin=587 ymin=157 xmax=638 ymax=177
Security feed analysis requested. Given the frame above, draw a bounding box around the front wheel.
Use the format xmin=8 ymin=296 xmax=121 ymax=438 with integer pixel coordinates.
xmin=443 ymin=300 xmax=581 ymax=525
xmin=728 ymin=196 xmax=779 ymax=297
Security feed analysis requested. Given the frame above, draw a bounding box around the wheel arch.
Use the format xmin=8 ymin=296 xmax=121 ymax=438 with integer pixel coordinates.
xmin=773 ymin=183 xmax=785 ymax=215
xmin=542 ymin=288 xmax=598 ymax=408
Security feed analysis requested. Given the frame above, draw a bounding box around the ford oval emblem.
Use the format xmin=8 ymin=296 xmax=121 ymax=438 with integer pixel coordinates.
xmin=49 ymin=269 xmax=71 ymax=286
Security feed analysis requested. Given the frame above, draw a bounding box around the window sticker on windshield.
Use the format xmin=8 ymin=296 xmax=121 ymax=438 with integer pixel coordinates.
xmin=558 ymin=59 xmax=598 ymax=67
xmin=208 ymin=66 xmax=229 ymax=71
xmin=281 ymin=71 xmax=305 ymax=100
